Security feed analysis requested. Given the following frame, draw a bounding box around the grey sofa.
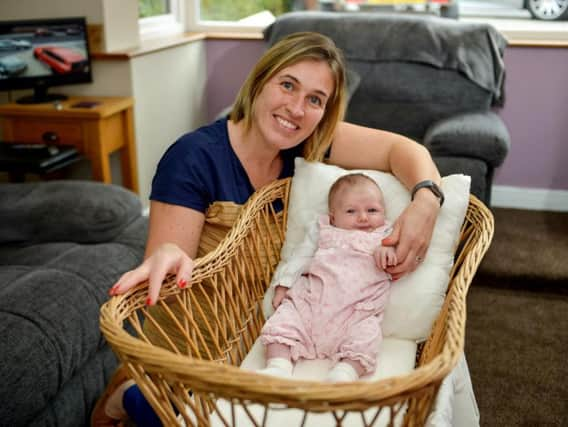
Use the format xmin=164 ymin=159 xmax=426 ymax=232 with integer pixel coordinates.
xmin=265 ymin=12 xmax=511 ymax=204
xmin=0 ymin=181 xmax=147 ymax=426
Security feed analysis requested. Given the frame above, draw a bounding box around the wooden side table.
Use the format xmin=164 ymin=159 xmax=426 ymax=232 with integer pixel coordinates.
xmin=0 ymin=96 xmax=138 ymax=193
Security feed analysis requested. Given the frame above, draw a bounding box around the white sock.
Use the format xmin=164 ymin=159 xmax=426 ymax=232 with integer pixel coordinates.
xmin=258 ymin=357 xmax=293 ymax=378
xmin=105 ymin=379 xmax=135 ymax=419
xmin=326 ymin=362 xmax=360 ymax=383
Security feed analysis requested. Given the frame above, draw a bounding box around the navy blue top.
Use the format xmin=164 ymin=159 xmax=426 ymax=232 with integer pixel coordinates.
xmin=150 ymin=118 xmax=304 ymax=212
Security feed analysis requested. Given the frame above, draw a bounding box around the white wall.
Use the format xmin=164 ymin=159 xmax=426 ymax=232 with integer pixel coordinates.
xmin=101 ymin=0 xmax=140 ymax=51
xmin=131 ymin=43 xmax=208 ymax=206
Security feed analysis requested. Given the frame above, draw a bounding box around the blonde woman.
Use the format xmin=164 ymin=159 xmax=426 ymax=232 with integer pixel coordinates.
xmin=94 ymin=31 xmax=443 ymax=426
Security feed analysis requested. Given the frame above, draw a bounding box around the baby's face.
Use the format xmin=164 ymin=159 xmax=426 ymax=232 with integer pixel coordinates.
xmin=329 ymin=182 xmax=386 ymax=231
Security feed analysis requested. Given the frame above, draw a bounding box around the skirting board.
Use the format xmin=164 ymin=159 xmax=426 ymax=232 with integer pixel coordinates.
xmin=491 ymin=185 xmax=568 ymax=212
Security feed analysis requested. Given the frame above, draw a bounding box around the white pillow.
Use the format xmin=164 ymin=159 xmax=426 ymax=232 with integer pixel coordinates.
xmin=268 ymin=158 xmax=470 ymax=342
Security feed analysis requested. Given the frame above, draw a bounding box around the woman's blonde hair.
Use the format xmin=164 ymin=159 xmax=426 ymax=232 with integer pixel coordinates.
xmin=230 ymin=32 xmax=347 ymax=162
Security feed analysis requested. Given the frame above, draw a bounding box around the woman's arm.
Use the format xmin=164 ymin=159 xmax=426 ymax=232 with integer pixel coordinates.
xmin=110 ymin=200 xmax=205 ymax=304
xmin=328 ymin=122 xmax=440 ymax=186
xmin=145 ymin=201 xmax=205 ymax=259
xmin=329 ymin=121 xmax=441 ymax=279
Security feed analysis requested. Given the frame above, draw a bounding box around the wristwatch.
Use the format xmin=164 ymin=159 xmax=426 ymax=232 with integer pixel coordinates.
xmin=411 ymin=180 xmax=445 ymax=207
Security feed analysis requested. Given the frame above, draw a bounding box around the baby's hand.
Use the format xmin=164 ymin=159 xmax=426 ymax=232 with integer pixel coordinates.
xmin=375 ymin=246 xmax=398 ymax=271
xmin=272 ymin=285 xmax=289 ymax=309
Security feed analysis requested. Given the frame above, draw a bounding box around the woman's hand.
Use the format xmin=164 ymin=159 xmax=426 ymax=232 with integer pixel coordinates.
xmin=108 ymin=243 xmax=194 ymax=306
xmin=382 ymin=191 xmax=440 ymax=280
xmin=272 ymin=285 xmax=289 ymax=310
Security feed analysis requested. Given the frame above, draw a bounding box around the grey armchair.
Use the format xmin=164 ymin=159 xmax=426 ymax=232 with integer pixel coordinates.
xmin=265 ymin=11 xmax=511 ymax=205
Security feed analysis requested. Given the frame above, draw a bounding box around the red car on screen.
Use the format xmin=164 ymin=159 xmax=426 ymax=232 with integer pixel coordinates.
xmin=33 ymin=46 xmax=88 ymax=74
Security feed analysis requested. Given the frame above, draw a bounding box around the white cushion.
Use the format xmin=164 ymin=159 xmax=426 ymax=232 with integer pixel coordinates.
xmin=264 ymin=158 xmax=470 ymax=342
xmin=196 ymin=337 xmax=417 ymax=427
xmin=241 ymin=336 xmax=417 ymax=382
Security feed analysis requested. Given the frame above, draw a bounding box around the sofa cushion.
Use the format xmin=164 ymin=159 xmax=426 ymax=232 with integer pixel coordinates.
xmin=28 ymin=345 xmax=119 ymax=427
xmin=0 ymin=181 xmax=143 ymax=245
xmin=433 ymin=156 xmax=488 ymax=203
xmin=0 ymin=221 xmax=147 ymax=424
xmin=344 ymin=67 xmax=361 ymax=104
xmin=423 ymin=111 xmax=511 ymax=168
xmin=0 ymin=242 xmax=143 ymax=423
xmin=346 ymin=62 xmax=492 ymax=140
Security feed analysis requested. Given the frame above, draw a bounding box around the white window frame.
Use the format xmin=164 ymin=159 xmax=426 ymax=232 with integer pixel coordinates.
xmin=185 ymin=0 xmax=274 ymax=33
xmin=462 ymin=16 xmax=568 ymax=42
xmin=139 ymin=0 xmax=184 ymax=40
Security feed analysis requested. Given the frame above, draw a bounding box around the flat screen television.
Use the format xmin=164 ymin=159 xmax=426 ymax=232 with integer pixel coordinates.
xmin=0 ymin=17 xmax=92 ymax=104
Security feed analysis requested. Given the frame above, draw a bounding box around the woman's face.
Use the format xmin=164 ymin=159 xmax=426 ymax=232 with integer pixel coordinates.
xmin=252 ymin=59 xmax=335 ymax=151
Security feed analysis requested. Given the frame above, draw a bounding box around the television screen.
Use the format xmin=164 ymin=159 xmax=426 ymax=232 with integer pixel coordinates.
xmin=0 ymin=17 xmax=92 ymax=104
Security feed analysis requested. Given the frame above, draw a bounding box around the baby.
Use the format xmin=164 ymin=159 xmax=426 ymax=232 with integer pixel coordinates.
xmin=259 ymin=173 xmax=397 ymax=382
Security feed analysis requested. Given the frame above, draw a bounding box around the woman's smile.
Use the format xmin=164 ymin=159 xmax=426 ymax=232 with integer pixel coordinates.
xmin=274 ymin=115 xmax=299 ymax=131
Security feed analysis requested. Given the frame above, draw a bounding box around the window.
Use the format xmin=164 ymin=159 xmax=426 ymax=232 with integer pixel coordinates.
xmin=187 ymin=1 xmax=568 ymax=41
xmin=188 ymin=0 xmax=313 ymax=31
xmin=191 ymin=0 xmax=568 ymax=22
xmin=199 ymin=0 xmax=293 ymax=21
xmin=139 ymin=0 xmax=171 ymax=18
xmin=139 ymin=0 xmax=183 ymax=39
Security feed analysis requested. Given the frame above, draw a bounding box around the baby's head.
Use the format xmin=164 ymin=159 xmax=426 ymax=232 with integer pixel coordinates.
xmin=328 ymin=173 xmax=386 ymax=231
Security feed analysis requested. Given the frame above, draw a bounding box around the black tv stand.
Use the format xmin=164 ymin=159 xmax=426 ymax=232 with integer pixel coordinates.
xmin=16 ymin=86 xmax=68 ymax=105
xmin=0 ymin=142 xmax=81 ymax=181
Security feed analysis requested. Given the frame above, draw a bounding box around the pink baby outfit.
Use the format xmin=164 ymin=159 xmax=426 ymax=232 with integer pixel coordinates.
xmin=260 ymin=216 xmax=392 ymax=374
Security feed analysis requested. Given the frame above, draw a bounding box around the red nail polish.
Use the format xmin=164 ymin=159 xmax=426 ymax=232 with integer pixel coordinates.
xmin=108 ymin=287 xmax=116 ymax=296
xmin=146 ymin=297 xmax=152 ymax=306
xmin=178 ymin=279 xmax=186 ymax=289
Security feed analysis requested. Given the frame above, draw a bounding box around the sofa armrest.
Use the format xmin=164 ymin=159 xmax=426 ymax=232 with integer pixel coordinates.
xmin=423 ymin=112 xmax=510 ymax=168
xmin=0 ymin=181 xmax=142 ymax=245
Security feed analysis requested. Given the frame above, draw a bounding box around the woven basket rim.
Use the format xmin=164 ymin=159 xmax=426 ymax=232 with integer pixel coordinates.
xmin=100 ymin=179 xmax=494 ymax=407
xmin=102 ymin=291 xmax=458 ymax=400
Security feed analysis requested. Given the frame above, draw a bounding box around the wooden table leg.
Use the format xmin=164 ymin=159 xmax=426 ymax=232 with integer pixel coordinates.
xmin=120 ymin=107 xmax=139 ymax=193
xmin=85 ymin=121 xmax=112 ymax=185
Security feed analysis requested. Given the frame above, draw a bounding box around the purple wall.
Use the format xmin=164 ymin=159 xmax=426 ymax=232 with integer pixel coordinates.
xmin=495 ymin=47 xmax=568 ymax=190
xmin=206 ymin=39 xmax=266 ymax=121
xmin=206 ymin=40 xmax=568 ymax=191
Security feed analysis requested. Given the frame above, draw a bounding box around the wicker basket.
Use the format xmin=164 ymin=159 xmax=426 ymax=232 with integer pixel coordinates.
xmin=99 ymin=177 xmax=494 ymax=426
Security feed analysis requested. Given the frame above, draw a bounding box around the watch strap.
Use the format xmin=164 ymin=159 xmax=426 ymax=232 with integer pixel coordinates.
xmin=411 ymin=180 xmax=445 ymax=207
